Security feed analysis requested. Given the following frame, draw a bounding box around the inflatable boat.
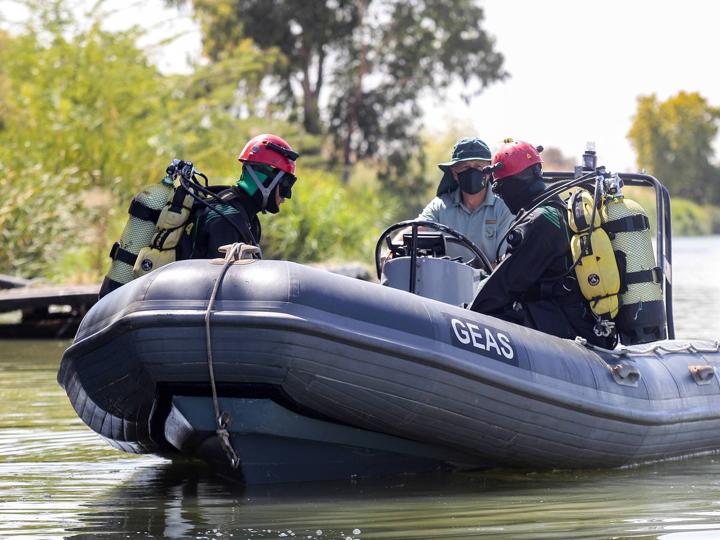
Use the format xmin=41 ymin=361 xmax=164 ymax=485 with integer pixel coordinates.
xmin=58 ymin=172 xmax=720 ymax=484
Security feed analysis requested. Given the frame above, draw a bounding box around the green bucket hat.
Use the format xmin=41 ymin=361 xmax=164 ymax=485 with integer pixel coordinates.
xmin=436 ymin=137 xmax=492 ymax=196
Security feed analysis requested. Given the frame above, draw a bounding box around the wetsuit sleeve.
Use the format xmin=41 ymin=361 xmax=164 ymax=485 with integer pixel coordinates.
xmin=417 ymin=197 xmax=442 ymax=222
xmin=470 ymin=208 xmax=568 ymax=314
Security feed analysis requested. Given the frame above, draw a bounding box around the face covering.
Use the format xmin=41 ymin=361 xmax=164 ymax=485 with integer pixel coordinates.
xmin=240 ymin=164 xmax=288 ymax=213
xmin=457 ymin=168 xmax=487 ymax=195
xmin=493 ymin=177 xmax=547 ymax=214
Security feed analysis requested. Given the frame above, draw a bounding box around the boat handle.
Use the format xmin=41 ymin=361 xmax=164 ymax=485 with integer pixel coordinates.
xmin=211 ymin=243 xmax=262 ymax=265
xmin=689 ymin=364 xmax=715 ymax=385
xmin=611 ymin=363 xmax=641 ymax=387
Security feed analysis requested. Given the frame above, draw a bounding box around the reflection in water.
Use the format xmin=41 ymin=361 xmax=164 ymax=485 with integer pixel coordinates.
xmin=56 ymin=458 xmax=720 ymax=539
xmin=1 ymin=237 xmax=719 ymax=539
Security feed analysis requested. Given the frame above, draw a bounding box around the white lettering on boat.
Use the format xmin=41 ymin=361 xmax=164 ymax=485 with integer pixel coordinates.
xmin=451 ymin=318 xmax=471 ymax=345
xmin=467 ymin=323 xmax=485 ymax=350
xmin=449 ymin=316 xmax=517 ymax=364
xmin=497 ymin=332 xmax=514 ymax=360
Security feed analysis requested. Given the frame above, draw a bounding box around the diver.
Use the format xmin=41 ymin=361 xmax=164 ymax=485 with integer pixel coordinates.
xmin=418 ymin=137 xmax=514 ymax=264
xmin=99 ymin=134 xmax=299 ymax=299
xmin=177 ymin=134 xmax=299 ymax=259
xmin=469 ymin=139 xmax=617 ymax=349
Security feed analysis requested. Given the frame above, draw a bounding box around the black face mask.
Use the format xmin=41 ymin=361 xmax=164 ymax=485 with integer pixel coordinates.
xmin=264 ymin=185 xmax=282 ymax=214
xmin=492 ymin=177 xmax=547 ymax=214
xmin=278 ymin=175 xmax=296 ymax=199
xmin=456 ymin=168 xmax=487 ymax=195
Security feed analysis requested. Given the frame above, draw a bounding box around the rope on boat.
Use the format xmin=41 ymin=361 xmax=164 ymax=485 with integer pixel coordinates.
xmin=205 ymin=242 xmax=244 ymax=470
xmin=576 ymin=336 xmax=720 ymax=357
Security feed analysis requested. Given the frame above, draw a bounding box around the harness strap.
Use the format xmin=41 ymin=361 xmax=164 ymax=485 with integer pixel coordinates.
xmin=128 ymin=199 xmax=162 ymax=223
xmin=109 ymin=241 xmax=138 ymax=266
xmin=151 ymin=227 xmax=180 ymax=250
xmin=603 ymin=214 xmax=650 ymax=234
xmin=169 ymin=185 xmax=188 ymax=214
xmin=625 ymin=266 xmax=661 ymax=285
xmin=215 ymin=188 xmax=260 ymax=247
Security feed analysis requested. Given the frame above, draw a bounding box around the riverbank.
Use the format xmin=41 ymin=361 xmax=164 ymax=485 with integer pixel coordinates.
xmin=627 ymin=187 xmax=720 ymax=236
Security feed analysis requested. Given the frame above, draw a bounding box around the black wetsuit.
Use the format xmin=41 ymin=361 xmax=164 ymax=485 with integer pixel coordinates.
xmin=177 ymin=187 xmax=261 ymax=260
xmin=470 ymin=199 xmax=616 ymax=348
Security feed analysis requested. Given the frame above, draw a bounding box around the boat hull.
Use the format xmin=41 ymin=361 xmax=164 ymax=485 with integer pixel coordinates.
xmin=58 ymin=259 xmax=720 ymax=481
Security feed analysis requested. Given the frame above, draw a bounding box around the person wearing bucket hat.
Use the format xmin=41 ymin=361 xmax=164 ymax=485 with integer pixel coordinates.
xmin=417 ymin=137 xmax=514 ymax=264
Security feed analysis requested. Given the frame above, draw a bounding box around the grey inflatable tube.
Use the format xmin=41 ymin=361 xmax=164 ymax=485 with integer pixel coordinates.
xmin=59 ymin=259 xmax=720 ymax=470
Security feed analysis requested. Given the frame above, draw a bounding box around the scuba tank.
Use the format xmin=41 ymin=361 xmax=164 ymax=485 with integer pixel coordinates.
xmin=99 ymin=171 xmax=175 ymax=298
xmin=133 ymin=185 xmax=195 ymax=279
xmin=602 ymin=176 xmax=666 ymax=344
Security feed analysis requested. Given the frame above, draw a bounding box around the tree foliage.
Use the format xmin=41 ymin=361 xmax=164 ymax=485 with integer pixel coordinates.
xmin=0 ymin=5 xmax=175 ymax=276
xmin=168 ymin=0 xmax=506 ymax=211
xmin=0 ymin=2 xmax=390 ymax=279
xmin=628 ymin=91 xmax=720 ymax=204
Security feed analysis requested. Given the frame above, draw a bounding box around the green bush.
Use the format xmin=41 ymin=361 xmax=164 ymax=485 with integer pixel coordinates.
xmin=624 ymin=186 xmax=715 ymax=237
xmin=706 ymin=206 xmax=720 ymax=234
xmin=670 ymin=199 xmax=711 ymax=236
xmin=261 ymin=168 xmax=395 ymax=266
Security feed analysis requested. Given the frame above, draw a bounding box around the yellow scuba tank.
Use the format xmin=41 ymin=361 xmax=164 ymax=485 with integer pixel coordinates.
xmin=603 ymin=193 xmax=666 ymax=344
xmin=99 ymin=174 xmax=174 ymax=298
xmin=133 ymin=189 xmax=195 ymax=278
xmin=567 ymin=189 xmax=621 ymax=320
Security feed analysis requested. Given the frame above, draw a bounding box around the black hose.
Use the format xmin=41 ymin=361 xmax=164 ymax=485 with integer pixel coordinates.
xmin=178 ymin=175 xmax=248 ymax=239
xmin=493 ymin=171 xmax=598 ymax=262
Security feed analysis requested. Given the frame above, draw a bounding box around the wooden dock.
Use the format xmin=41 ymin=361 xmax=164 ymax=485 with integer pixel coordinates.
xmin=0 ymin=263 xmax=369 ymax=339
xmin=0 ymin=278 xmax=99 ymax=339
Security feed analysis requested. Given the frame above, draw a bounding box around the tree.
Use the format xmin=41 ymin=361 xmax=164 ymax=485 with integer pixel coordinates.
xmin=628 ymin=92 xmax=720 ymax=204
xmin=0 ymin=2 xmax=281 ymax=277
xmin=0 ymin=9 xmax=173 ymax=276
xmin=0 ymin=1 xmax=389 ymax=279
xmin=170 ymin=0 xmax=359 ymax=135
xmin=168 ymin=0 xmax=506 ymax=209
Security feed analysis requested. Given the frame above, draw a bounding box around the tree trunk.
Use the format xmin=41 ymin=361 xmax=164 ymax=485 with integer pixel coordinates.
xmin=300 ymin=50 xmax=322 ymax=135
xmin=342 ymin=0 xmax=367 ymax=183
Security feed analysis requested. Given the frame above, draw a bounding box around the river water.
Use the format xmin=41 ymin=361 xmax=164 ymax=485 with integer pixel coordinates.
xmin=2 ymin=236 xmax=720 ymax=540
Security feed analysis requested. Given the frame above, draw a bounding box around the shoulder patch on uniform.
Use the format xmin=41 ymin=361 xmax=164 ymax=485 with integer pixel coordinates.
xmin=539 ymin=206 xmax=562 ymax=229
xmin=205 ymin=203 xmax=241 ymax=223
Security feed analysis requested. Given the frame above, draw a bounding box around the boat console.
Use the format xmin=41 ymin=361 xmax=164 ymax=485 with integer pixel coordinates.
xmin=375 ymin=220 xmax=492 ymax=307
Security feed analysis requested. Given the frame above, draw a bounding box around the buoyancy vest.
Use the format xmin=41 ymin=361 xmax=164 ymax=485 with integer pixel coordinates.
xmin=567 ymin=189 xmax=621 ymax=321
xmin=566 ymin=187 xmax=666 ymax=345
xmin=131 ymin=184 xmax=196 ymax=280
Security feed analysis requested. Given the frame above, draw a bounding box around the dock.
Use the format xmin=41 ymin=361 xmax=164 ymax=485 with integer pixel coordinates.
xmin=0 ymin=263 xmax=369 ymax=339
xmin=0 ymin=277 xmax=99 ymax=339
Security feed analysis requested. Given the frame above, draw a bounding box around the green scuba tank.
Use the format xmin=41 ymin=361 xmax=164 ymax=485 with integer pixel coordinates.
xmin=603 ymin=194 xmax=666 ymax=344
xmin=99 ymin=174 xmax=175 ymax=298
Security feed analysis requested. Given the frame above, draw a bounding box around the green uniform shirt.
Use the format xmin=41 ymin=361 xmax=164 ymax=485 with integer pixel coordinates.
xmin=418 ymin=188 xmax=515 ymax=261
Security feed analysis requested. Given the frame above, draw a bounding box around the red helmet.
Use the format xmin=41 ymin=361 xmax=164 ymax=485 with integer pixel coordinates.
xmin=491 ymin=138 xmax=543 ymax=181
xmin=238 ymin=134 xmax=299 ymax=175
